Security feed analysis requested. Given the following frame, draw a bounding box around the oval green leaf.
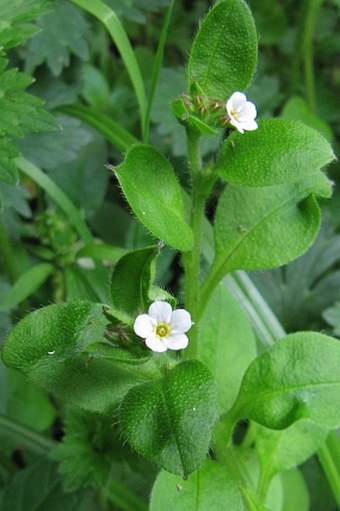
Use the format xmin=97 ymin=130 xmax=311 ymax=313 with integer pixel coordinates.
xmin=110 ymin=246 xmax=158 ymax=320
xmin=2 ymin=301 xmax=149 ymax=414
xmin=114 ymin=144 xmax=193 ymax=251
xmin=120 ymin=360 xmax=217 ymax=476
xmin=188 ymin=0 xmax=257 ymax=99
xmin=229 ymin=332 xmax=340 ymax=430
xmin=211 ymin=172 xmax=331 ymax=276
xmin=216 ymin=119 xmax=335 ymax=187
xmin=150 ymin=460 xmax=243 ymax=511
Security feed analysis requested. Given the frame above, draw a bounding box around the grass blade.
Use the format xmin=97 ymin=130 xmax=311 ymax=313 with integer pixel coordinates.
xmin=17 ymin=157 xmax=93 ymax=244
xmin=60 ymin=104 xmax=138 ymax=152
xmin=71 ymin=0 xmax=147 ymax=138
xmin=143 ymin=0 xmax=175 ymax=142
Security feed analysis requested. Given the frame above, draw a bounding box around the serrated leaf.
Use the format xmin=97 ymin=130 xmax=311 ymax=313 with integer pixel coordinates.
xmin=2 ymin=301 xmax=152 ymax=413
xmin=120 ymin=360 xmax=217 ymax=476
xmin=51 ymin=409 xmax=155 ymax=500
xmin=0 ymin=59 xmax=59 ymax=138
xmin=197 ymin=284 xmax=257 ymax=414
xmin=251 ymin=222 xmax=340 ymax=332
xmin=216 ymin=119 xmax=335 ymax=187
xmin=211 ymin=172 xmax=331 ymax=276
xmin=188 ymin=0 xmax=257 ymax=99
xmin=150 ymin=459 xmax=243 ymax=511
xmin=229 ymin=332 xmax=340 ymax=430
xmin=24 ymin=0 xmax=90 ymax=76
xmin=114 ymin=144 xmax=193 ymax=251
xmin=0 ymin=138 xmax=19 ymax=184
xmin=17 ymin=114 xmax=91 ymax=171
xmin=110 ymin=246 xmax=158 ymax=320
xmin=0 ymin=0 xmax=51 ymax=50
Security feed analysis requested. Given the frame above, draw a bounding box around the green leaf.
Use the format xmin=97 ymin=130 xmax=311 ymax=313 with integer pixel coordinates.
xmin=0 ymin=57 xmax=58 ymax=184
xmin=211 ymin=172 xmax=331 ymax=275
xmin=60 ymin=104 xmax=138 ymax=153
xmin=51 ymin=409 xmax=152 ymax=510
xmin=280 ymin=469 xmax=309 ymax=511
xmin=0 ymin=263 xmax=54 ymax=312
xmin=150 ymin=459 xmax=243 ymax=511
xmin=110 ymin=246 xmax=159 ymax=320
xmin=64 ymin=266 xmax=102 ymax=303
xmin=1 ymin=460 xmax=81 ymax=511
xmin=6 ymin=370 xmax=56 ymax=432
xmin=251 ymin=222 xmax=340 ymax=332
xmin=113 ymin=144 xmax=193 ymax=251
xmin=0 ymin=58 xmax=59 ymax=137
xmin=71 ymin=0 xmax=147 ymax=138
xmin=76 ymin=243 xmax=127 ymax=263
xmin=216 ymin=119 xmax=335 ymax=187
xmin=282 ymin=96 xmax=333 ymax=142
xmin=323 ymin=301 xmax=340 ymax=336
xmin=24 ymin=0 xmax=90 ymax=76
xmin=172 ymin=97 xmax=219 ymax=135
xmin=256 ymin=419 xmax=328 ymax=479
xmin=188 ymin=0 xmax=257 ymax=99
xmin=0 ymin=0 xmax=51 ymax=50
xmin=229 ymin=332 xmax=340 ymax=430
xmin=197 ymin=284 xmax=257 ymax=414
xmin=0 ymin=138 xmax=19 ymax=184
xmin=2 ymin=301 xmax=151 ymax=413
xmin=120 ymin=360 xmax=217 ymax=476
xmin=17 ymin=114 xmax=91 ymax=172
xmin=143 ymin=0 xmax=175 ymax=142
xmin=17 ymin=157 xmax=93 ymax=245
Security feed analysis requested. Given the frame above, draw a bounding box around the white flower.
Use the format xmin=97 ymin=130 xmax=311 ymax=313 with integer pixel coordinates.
xmin=226 ymin=91 xmax=258 ymax=134
xmin=133 ymin=301 xmax=192 ymax=353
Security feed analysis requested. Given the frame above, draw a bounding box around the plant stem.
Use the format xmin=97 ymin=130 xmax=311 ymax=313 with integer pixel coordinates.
xmin=0 ymin=216 xmax=17 ymax=284
xmin=317 ymin=431 xmax=340 ymax=509
xmin=0 ymin=413 xmax=55 ymax=455
xmin=183 ymin=130 xmax=215 ymax=358
xmin=290 ymin=0 xmax=324 ymax=111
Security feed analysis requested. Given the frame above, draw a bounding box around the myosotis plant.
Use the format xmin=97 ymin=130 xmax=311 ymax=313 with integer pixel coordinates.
xmin=1 ymin=0 xmax=340 ymax=509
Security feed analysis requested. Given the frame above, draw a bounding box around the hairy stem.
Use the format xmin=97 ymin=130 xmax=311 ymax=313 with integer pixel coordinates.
xmin=183 ymin=130 xmax=215 ymax=358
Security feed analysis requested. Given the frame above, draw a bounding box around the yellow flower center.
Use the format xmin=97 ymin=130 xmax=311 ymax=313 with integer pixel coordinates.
xmin=231 ymin=108 xmax=239 ymax=120
xmin=155 ymin=323 xmax=170 ymax=338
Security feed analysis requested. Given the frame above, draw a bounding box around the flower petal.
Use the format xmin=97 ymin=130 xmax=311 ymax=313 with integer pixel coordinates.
xmin=148 ymin=301 xmax=172 ymax=324
xmin=238 ymin=101 xmax=257 ymax=121
xmin=240 ymin=119 xmax=258 ymax=131
xmin=145 ymin=333 xmax=168 ymax=352
xmin=164 ymin=333 xmax=189 ymax=351
xmin=169 ymin=309 xmax=192 ymax=334
xmin=134 ymin=314 xmax=154 ymax=338
xmin=229 ymin=118 xmax=244 ymax=133
xmin=227 ymin=91 xmax=246 ymax=111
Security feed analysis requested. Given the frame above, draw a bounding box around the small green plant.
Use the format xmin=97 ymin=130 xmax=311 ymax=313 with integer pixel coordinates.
xmin=0 ymin=0 xmax=339 ymax=509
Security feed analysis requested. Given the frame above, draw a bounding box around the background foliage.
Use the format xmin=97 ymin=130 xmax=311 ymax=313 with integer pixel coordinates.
xmin=0 ymin=0 xmax=339 ymax=509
